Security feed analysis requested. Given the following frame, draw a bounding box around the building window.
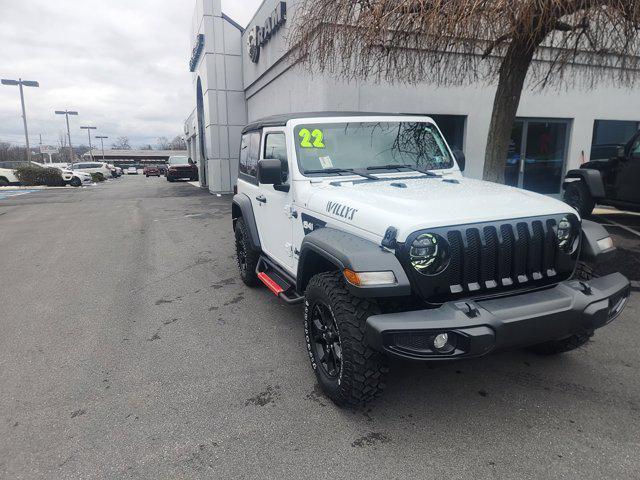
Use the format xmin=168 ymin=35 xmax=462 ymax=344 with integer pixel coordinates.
xmin=428 ymin=115 xmax=466 ymax=151
xmin=591 ymin=120 xmax=639 ymax=160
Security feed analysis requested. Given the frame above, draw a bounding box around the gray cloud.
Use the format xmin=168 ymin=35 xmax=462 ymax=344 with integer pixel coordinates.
xmin=0 ymin=0 xmax=261 ymax=148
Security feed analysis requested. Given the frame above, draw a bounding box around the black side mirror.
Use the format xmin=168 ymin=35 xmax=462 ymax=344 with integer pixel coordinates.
xmin=453 ymin=149 xmax=466 ymax=172
xmin=616 ymin=145 xmax=626 ymax=160
xmin=258 ymin=159 xmax=282 ymax=185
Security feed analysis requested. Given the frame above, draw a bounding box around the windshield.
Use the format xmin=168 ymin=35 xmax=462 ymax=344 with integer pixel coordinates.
xmin=294 ymin=122 xmax=453 ymax=174
xmin=168 ymin=156 xmax=188 ymax=165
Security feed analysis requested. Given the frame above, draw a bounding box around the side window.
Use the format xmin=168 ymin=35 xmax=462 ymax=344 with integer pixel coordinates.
xmin=631 ymin=137 xmax=640 ymax=157
xmin=239 ymin=132 xmax=260 ymax=181
xmin=264 ymin=133 xmax=288 ymax=183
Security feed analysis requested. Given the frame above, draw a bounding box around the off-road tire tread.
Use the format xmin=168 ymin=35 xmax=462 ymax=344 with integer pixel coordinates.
xmin=234 ymin=217 xmax=260 ymax=287
xmin=305 ymin=272 xmax=388 ymax=407
xmin=573 ymin=261 xmax=595 ymax=281
xmin=564 ymin=181 xmax=595 ymax=218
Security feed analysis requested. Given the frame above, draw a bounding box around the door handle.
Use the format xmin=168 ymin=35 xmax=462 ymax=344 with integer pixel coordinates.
xmin=256 ymin=195 xmax=267 ymax=204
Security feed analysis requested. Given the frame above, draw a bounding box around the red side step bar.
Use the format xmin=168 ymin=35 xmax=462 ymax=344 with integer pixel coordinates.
xmin=258 ymin=272 xmax=284 ymax=296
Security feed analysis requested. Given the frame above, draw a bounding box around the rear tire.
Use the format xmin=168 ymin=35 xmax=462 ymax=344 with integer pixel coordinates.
xmin=0 ymin=177 xmax=10 ymax=186
xmin=563 ymin=181 xmax=595 ymax=218
xmin=234 ymin=217 xmax=260 ymax=287
xmin=304 ymin=272 xmax=388 ymax=407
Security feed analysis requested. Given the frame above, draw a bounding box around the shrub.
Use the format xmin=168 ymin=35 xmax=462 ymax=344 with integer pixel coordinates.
xmin=14 ymin=164 xmax=64 ymax=186
xmin=91 ymin=172 xmax=105 ymax=182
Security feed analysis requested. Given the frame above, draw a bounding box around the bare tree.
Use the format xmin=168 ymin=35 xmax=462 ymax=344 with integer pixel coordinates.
xmin=290 ymin=0 xmax=640 ymax=183
xmin=168 ymin=135 xmax=187 ymax=150
xmin=156 ymin=137 xmax=170 ymax=150
xmin=112 ymin=136 xmax=131 ymax=150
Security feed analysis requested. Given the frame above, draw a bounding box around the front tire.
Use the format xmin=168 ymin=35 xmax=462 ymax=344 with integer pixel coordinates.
xmin=527 ymin=330 xmax=594 ymax=355
xmin=528 ymin=261 xmax=594 ymax=355
xmin=304 ymin=272 xmax=388 ymax=407
xmin=234 ymin=217 xmax=260 ymax=287
xmin=69 ymin=177 xmax=82 ymax=187
xmin=563 ymin=181 xmax=595 ymax=218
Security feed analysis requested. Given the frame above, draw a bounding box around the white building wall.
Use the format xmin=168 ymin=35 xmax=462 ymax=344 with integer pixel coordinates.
xmin=188 ymin=0 xmax=640 ymax=191
xmin=190 ymin=0 xmax=246 ymax=194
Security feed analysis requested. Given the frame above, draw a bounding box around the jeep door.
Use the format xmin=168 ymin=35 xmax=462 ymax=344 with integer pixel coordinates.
xmin=254 ymin=128 xmax=294 ymax=272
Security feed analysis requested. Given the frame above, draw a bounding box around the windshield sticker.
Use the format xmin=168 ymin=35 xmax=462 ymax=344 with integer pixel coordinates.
xmin=298 ymin=128 xmax=326 ymax=149
xmin=301 ymin=213 xmax=327 ymax=235
xmin=318 ymin=156 xmax=333 ymax=169
xmin=326 ymin=201 xmax=358 ymax=221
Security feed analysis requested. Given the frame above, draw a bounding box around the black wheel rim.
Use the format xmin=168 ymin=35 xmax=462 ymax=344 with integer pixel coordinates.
xmin=236 ymin=231 xmax=247 ymax=274
xmin=309 ymin=302 xmax=342 ymax=378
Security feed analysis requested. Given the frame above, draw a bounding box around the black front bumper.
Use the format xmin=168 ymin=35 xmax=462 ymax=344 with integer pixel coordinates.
xmin=366 ymin=273 xmax=630 ymax=360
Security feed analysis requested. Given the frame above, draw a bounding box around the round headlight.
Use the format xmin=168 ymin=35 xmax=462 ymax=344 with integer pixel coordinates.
xmin=409 ymin=233 xmax=450 ymax=275
xmin=557 ymin=216 xmax=574 ymax=252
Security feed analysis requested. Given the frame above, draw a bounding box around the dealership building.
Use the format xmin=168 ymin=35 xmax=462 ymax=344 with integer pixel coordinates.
xmin=185 ymin=0 xmax=640 ymax=195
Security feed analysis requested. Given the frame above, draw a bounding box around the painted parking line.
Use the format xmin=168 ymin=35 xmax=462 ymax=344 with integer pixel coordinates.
xmin=603 ymin=217 xmax=640 ymax=239
xmin=0 ymin=190 xmax=36 ymax=200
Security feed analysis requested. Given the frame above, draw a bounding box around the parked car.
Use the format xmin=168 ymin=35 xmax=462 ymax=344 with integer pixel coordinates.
xmin=166 ymin=156 xmax=198 ymax=182
xmin=48 ymin=164 xmax=93 ymax=186
xmin=69 ymin=161 xmax=112 ymax=179
xmin=126 ymin=166 xmax=138 ymax=175
xmin=563 ymin=129 xmax=640 ymax=217
xmin=0 ymin=162 xmax=20 ymax=186
xmin=106 ymin=164 xmax=121 ymax=178
xmin=143 ymin=166 xmax=161 ymax=177
xmin=232 ymin=113 xmax=629 ymax=407
xmin=0 ymin=161 xmax=91 ymax=187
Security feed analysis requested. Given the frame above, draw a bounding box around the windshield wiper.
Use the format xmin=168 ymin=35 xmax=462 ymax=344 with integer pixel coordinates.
xmin=366 ymin=164 xmax=441 ymax=177
xmin=303 ymin=167 xmax=379 ymax=180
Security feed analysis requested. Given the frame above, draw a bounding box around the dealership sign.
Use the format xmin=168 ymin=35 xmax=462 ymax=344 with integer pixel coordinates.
xmin=189 ymin=34 xmax=205 ymax=72
xmin=247 ymin=1 xmax=287 ymax=63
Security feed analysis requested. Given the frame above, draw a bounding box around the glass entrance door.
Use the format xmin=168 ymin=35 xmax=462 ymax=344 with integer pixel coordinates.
xmin=505 ymin=119 xmax=570 ymax=195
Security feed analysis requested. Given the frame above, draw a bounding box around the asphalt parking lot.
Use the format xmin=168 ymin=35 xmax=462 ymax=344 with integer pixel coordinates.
xmin=1 ymin=176 xmax=639 ymax=479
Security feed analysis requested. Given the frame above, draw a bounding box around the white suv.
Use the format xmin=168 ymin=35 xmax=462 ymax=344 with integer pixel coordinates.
xmin=69 ymin=161 xmax=112 ymax=179
xmin=232 ymin=113 xmax=630 ymax=407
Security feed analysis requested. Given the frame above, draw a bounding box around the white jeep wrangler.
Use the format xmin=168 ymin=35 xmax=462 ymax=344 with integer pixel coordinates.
xmin=232 ymin=113 xmax=630 ymax=407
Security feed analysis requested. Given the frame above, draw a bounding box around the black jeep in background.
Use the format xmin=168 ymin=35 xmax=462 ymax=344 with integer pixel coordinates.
xmin=563 ymin=129 xmax=640 ymax=217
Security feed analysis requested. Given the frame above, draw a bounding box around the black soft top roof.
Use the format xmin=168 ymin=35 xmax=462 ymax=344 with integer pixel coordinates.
xmin=241 ymin=111 xmax=424 ymax=134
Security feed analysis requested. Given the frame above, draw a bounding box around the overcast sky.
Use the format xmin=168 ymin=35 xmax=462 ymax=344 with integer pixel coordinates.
xmin=0 ymin=0 xmax=261 ymax=149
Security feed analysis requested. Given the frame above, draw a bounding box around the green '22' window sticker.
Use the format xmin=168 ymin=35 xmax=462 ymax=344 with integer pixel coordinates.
xmin=298 ymin=128 xmax=325 ymax=148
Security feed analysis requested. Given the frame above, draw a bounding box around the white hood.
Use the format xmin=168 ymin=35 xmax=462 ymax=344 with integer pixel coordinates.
xmin=305 ymin=175 xmax=576 ymax=241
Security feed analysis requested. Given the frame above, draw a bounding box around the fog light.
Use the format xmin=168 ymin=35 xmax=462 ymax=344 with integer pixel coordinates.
xmin=433 ymin=333 xmax=449 ymax=350
xmin=432 ymin=333 xmax=455 ymax=353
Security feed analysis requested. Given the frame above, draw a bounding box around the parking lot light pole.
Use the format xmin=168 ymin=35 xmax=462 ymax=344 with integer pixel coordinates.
xmin=96 ymin=135 xmax=108 ymax=162
xmin=2 ymin=78 xmax=40 ymax=162
xmin=81 ymin=126 xmax=97 ymax=161
xmin=55 ymin=110 xmax=79 ymax=163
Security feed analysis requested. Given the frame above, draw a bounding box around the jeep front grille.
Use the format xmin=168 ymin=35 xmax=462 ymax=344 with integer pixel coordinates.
xmin=400 ymin=215 xmax=580 ymax=304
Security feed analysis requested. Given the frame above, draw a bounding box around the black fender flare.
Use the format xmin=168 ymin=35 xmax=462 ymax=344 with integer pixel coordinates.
xmin=297 ymin=227 xmax=411 ymax=297
xmin=232 ymin=193 xmax=261 ymax=250
xmin=580 ymin=219 xmax=615 ymax=263
xmin=563 ymin=169 xmax=605 ymax=198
